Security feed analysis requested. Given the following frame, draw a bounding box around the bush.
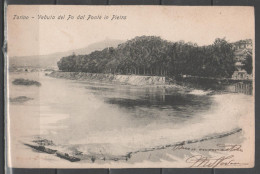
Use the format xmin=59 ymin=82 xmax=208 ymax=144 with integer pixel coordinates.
xmin=12 ymin=78 xmax=41 ymax=86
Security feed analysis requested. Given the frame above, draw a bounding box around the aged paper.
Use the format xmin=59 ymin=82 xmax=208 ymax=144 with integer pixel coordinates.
xmin=6 ymin=6 xmax=255 ymax=168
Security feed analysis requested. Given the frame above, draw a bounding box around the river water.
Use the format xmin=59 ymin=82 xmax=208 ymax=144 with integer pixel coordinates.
xmin=7 ymin=72 xmax=253 ymax=161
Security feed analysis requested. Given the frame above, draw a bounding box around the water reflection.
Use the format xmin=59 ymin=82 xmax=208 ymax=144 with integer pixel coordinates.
xmin=83 ymin=83 xmax=213 ymax=121
xmin=106 ymin=94 xmax=210 ymax=109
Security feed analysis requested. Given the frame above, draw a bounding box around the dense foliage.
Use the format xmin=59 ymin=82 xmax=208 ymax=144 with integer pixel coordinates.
xmin=58 ymin=36 xmax=236 ymax=78
xmin=242 ymin=53 xmax=253 ymax=74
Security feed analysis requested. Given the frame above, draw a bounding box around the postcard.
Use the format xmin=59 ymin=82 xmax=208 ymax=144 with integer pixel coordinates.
xmin=6 ymin=5 xmax=255 ymax=168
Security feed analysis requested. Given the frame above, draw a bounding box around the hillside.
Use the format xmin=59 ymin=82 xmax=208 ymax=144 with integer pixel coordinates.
xmin=9 ymin=39 xmax=123 ymax=69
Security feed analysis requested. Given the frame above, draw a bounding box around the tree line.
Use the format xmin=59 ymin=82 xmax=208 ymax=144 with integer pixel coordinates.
xmin=57 ymin=36 xmax=237 ymax=78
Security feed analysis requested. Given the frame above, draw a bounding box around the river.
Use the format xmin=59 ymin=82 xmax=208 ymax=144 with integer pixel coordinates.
xmin=7 ymin=71 xmax=253 ymax=165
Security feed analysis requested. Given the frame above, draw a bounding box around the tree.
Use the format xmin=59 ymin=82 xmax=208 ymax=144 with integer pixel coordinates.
xmin=57 ymin=36 xmax=237 ymax=78
xmin=242 ymin=54 xmax=253 ymax=74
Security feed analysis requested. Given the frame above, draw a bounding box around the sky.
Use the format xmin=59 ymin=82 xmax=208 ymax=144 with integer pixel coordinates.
xmin=7 ymin=6 xmax=254 ymax=57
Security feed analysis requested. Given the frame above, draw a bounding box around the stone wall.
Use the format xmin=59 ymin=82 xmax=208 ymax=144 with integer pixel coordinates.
xmin=48 ymin=71 xmax=165 ymax=85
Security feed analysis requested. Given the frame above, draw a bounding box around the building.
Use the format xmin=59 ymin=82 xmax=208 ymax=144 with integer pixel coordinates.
xmin=231 ymin=39 xmax=253 ymax=80
xmin=234 ymin=49 xmax=252 ymax=62
xmin=232 ymin=62 xmax=252 ymax=80
xmin=233 ymin=39 xmax=252 ymax=50
xmin=232 ymin=70 xmax=252 ymax=80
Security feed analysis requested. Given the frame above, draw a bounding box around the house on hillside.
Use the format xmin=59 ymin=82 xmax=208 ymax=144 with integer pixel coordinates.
xmin=233 ymin=39 xmax=252 ymax=50
xmin=234 ymin=49 xmax=252 ymax=62
xmin=232 ymin=62 xmax=252 ymax=80
xmin=232 ymin=70 xmax=252 ymax=80
xmin=231 ymin=39 xmax=253 ymax=80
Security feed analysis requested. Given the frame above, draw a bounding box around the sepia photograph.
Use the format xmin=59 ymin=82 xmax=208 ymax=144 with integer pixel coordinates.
xmin=6 ymin=6 xmax=254 ymax=168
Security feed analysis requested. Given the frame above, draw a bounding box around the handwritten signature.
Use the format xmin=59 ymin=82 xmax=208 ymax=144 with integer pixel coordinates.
xmin=172 ymin=144 xmax=243 ymax=152
xmin=186 ymin=155 xmax=248 ymax=168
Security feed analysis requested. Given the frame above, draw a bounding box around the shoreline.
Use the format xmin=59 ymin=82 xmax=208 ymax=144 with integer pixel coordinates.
xmin=46 ymin=71 xmax=253 ymax=95
xmin=46 ymin=71 xmax=253 ymax=86
xmin=23 ymin=128 xmax=242 ymax=163
xmin=47 ymin=71 xmax=166 ymax=86
xmin=45 ymin=71 xmax=206 ymax=92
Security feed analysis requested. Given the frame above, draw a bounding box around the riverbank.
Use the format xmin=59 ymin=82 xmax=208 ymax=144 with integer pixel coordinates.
xmin=23 ymin=128 xmax=243 ymax=164
xmin=47 ymin=71 xmax=166 ymax=86
xmin=47 ymin=71 xmax=253 ymax=95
